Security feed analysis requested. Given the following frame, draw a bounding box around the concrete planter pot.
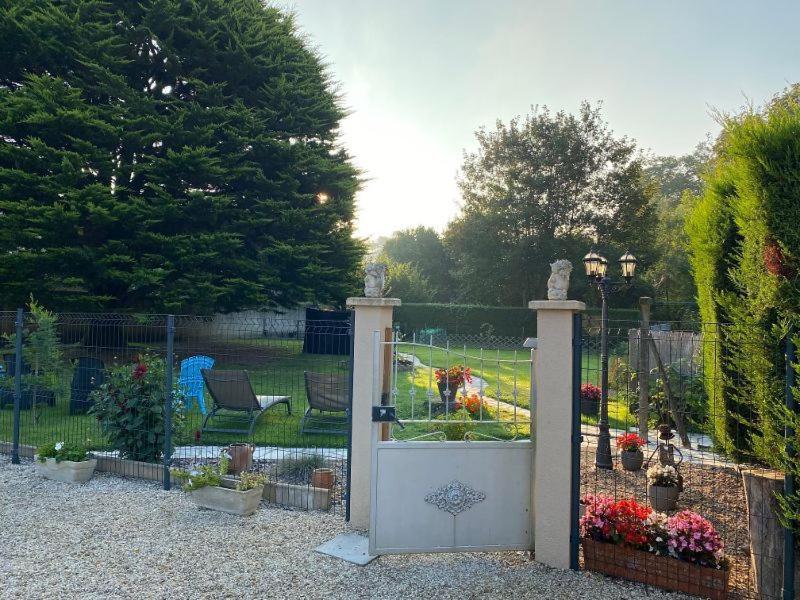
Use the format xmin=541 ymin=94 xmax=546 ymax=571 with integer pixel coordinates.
xmin=620 ymin=449 xmax=644 ymax=471
xmin=648 ymin=484 xmax=679 ymax=511
xmin=188 ymin=485 xmax=264 ymax=516
xmin=34 ymin=456 xmax=97 ymax=484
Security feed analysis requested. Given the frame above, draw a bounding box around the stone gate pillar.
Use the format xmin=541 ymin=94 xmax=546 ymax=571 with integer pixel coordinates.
xmin=529 ymin=299 xmax=585 ymax=569
xmin=346 ymin=297 xmax=400 ymax=530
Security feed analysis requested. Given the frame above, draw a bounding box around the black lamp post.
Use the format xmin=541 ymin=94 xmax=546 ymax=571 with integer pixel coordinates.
xmin=583 ymin=249 xmax=638 ymax=469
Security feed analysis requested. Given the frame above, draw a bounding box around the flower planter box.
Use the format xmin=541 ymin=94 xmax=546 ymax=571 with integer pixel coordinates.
xmin=34 ymin=456 xmax=97 ymax=484
xmin=188 ymin=485 xmax=264 ymax=516
xmin=580 ymin=397 xmax=599 ymax=417
xmin=582 ymin=538 xmax=729 ymax=600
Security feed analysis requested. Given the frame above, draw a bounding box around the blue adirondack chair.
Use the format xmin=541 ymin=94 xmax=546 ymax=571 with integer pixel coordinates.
xmin=179 ymin=355 xmax=214 ymax=415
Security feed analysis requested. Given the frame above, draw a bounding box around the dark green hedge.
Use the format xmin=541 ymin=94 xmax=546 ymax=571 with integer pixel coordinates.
xmin=687 ymin=99 xmax=800 ymax=473
xmin=395 ymin=303 xmax=639 ymax=338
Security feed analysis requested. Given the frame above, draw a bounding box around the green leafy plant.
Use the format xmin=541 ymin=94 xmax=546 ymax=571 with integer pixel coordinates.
xmin=90 ymin=355 xmax=185 ymax=463
xmin=432 ymin=408 xmax=476 ymax=441
xmin=237 ymin=471 xmax=267 ymax=491
xmin=3 ymin=297 xmax=63 ymax=425
xmin=36 ymin=441 xmax=89 ymax=463
xmin=172 ymin=453 xmax=267 ymax=492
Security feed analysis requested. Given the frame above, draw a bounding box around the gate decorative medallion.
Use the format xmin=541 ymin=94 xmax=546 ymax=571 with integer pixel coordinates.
xmin=424 ymin=480 xmax=486 ymax=515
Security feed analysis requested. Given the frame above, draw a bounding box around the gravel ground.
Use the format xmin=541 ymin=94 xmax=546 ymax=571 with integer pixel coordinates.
xmin=0 ymin=457 xmax=693 ymax=600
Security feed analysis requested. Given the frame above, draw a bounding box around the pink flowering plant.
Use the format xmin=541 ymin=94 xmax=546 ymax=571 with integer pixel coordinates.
xmin=580 ymin=494 xmax=727 ymax=570
xmin=666 ymin=510 xmax=725 ymax=568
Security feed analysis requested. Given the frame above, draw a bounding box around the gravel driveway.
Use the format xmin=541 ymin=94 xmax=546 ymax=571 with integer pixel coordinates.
xmin=0 ymin=457 xmax=690 ymax=600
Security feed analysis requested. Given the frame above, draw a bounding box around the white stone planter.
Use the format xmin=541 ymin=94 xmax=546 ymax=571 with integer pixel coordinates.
xmin=188 ymin=485 xmax=264 ymax=516
xmin=34 ymin=456 xmax=97 ymax=484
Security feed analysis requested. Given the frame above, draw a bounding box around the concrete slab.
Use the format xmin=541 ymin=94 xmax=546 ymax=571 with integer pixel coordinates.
xmin=315 ymin=532 xmax=377 ymax=566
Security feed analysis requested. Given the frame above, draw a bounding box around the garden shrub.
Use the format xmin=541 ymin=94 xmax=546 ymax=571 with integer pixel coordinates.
xmin=90 ymin=355 xmax=184 ymax=463
xmin=686 ymin=90 xmax=800 ymax=530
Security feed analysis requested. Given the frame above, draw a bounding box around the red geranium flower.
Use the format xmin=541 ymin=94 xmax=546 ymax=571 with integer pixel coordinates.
xmin=133 ymin=362 xmax=147 ymax=380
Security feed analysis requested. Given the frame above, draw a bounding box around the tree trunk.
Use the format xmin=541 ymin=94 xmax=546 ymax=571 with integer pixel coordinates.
xmin=741 ymin=469 xmax=799 ymax=600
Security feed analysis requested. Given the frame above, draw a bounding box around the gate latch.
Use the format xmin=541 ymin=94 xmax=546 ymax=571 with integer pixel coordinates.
xmin=371 ymin=406 xmax=405 ymax=429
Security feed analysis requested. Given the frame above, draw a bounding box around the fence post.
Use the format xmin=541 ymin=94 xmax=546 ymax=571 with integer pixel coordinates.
xmin=345 ymin=296 xmax=400 ymax=529
xmin=163 ymin=314 xmax=175 ymax=490
xmin=638 ymin=297 xmax=651 ymax=442
xmin=529 ymin=299 xmax=585 ymax=570
xmin=11 ymin=307 xmax=23 ymax=465
xmin=784 ymin=334 xmax=796 ymax=600
xmin=569 ymin=312 xmax=582 ymax=570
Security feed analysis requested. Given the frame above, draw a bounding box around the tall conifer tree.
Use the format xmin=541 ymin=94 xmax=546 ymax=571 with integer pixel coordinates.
xmin=0 ymin=0 xmax=362 ymax=312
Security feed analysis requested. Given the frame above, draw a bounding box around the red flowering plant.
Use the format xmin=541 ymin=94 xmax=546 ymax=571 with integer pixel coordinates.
xmin=616 ymin=432 xmax=646 ymax=452
xmin=460 ymin=393 xmax=484 ymax=416
xmin=90 ymin=354 xmax=185 ymax=462
xmin=434 ymin=365 xmax=472 ymax=388
xmin=580 ymin=383 xmax=601 ymax=403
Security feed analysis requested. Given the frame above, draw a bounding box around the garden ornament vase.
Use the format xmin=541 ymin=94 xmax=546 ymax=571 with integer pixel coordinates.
xmin=620 ymin=449 xmax=644 ymax=471
xmin=546 ymin=259 xmax=572 ymax=300
xmin=648 ymin=484 xmax=679 ymax=511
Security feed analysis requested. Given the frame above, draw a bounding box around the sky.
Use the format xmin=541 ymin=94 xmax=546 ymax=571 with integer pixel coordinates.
xmin=287 ymin=0 xmax=800 ymax=239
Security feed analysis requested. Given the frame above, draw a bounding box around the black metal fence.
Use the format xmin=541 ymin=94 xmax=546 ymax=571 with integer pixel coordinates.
xmin=0 ymin=310 xmax=352 ymax=514
xmin=577 ymin=314 xmax=797 ymax=600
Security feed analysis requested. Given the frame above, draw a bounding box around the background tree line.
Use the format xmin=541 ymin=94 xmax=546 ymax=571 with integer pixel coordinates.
xmin=378 ymin=103 xmax=710 ymax=309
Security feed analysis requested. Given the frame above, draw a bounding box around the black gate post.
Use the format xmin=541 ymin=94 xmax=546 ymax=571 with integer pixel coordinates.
xmin=163 ymin=314 xmax=175 ymax=490
xmin=569 ymin=312 xmax=583 ymax=570
xmin=344 ymin=309 xmax=355 ymax=522
xmin=784 ymin=333 xmax=796 ymax=600
xmin=11 ymin=307 xmax=23 ymax=465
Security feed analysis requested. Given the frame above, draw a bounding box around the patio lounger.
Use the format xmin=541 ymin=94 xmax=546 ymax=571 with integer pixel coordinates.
xmin=200 ymin=369 xmax=291 ymax=436
xmin=300 ymin=371 xmax=350 ymax=435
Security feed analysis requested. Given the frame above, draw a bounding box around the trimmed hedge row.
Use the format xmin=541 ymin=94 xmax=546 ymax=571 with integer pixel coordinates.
xmin=686 ymin=97 xmax=800 ymax=470
xmin=394 ymin=303 xmax=639 ymax=337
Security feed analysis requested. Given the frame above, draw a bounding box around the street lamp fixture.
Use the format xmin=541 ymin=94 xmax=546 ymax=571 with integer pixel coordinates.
xmin=582 ymin=249 xmax=638 ymax=470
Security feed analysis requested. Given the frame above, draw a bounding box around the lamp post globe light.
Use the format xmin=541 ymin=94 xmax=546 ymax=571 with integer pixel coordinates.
xmin=583 ymin=249 xmax=638 ymax=469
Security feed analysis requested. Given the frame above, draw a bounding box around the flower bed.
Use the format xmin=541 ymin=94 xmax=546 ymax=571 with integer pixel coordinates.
xmin=580 ymin=494 xmax=729 ymax=598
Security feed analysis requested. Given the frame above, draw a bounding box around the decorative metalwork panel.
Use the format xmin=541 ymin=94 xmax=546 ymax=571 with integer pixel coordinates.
xmin=424 ymin=480 xmax=486 ymax=515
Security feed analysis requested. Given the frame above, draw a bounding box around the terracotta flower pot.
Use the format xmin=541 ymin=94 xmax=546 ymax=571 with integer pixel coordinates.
xmin=311 ymin=468 xmax=335 ymax=490
xmin=648 ymin=484 xmax=679 ymax=511
xmin=620 ymin=449 xmax=644 ymax=471
xmin=225 ymin=443 xmax=254 ymax=475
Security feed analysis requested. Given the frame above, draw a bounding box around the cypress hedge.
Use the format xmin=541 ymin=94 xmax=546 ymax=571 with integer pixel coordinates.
xmin=686 ymin=98 xmax=800 ymax=473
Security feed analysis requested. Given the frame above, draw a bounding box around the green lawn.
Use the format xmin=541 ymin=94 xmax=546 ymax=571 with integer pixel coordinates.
xmin=0 ymin=339 xmax=349 ymax=451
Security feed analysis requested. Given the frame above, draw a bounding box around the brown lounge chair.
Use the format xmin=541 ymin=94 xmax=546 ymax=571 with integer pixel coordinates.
xmin=200 ymin=369 xmax=291 ymax=436
xmin=301 ymin=371 xmax=350 ymax=435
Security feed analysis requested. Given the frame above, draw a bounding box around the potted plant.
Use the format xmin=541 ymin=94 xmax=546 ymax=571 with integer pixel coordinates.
xmin=581 ymin=494 xmax=729 ymax=599
xmin=647 ymin=464 xmax=680 ymax=511
xmin=35 ymin=441 xmax=97 ymax=484
xmin=172 ymin=453 xmax=267 ymax=516
xmin=434 ymin=365 xmax=471 ymax=408
xmin=580 ymin=383 xmax=601 ymax=417
xmin=616 ymin=432 xmax=646 ymax=471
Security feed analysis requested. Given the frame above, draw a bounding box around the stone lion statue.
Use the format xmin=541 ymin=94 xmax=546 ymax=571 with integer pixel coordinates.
xmin=364 ymin=263 xmax=387 ymax=298
xmin=547 ymin=260 xmax=572 ymax=300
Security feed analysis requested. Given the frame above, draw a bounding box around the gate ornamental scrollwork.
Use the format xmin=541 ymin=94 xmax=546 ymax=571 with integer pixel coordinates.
xmin=424 ymin=480 xmax=486 ymax=515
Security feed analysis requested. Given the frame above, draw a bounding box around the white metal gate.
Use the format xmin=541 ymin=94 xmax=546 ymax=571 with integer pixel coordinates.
xmin=369 ymin=334 xmax=535 ymax=555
